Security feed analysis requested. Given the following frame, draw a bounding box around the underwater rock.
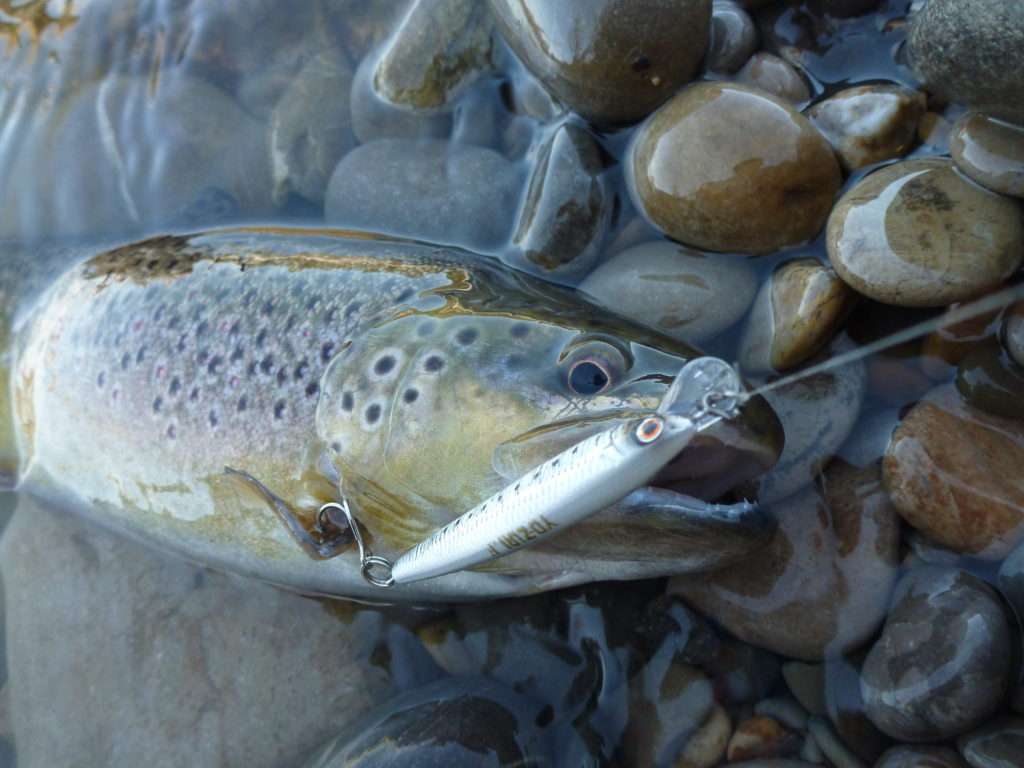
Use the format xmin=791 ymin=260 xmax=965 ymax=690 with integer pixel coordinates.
xmin=630 ymin=82 xmax=840 ymax=255
xmin=735 ymin=53 xmax=810 ymax=104
xmin=955 ymin=339 xmax=1024 ymax=421
xmin=957 ymin=718 xmax=1024 ymax=768
xmin=1005 ymin=302 xmax=1024 ymax=368
xmin=875 ymin=746 xmax=968 ymax=768
xmin=827 ymin=159 xmax=1024 ymax=308
xmin=950 ymin=112 xmax=1024 ymax=198
xmin=349 ymin=52 xmax=452 ymax=144
xmin=708 ymin=0 xmax=758 ymax=73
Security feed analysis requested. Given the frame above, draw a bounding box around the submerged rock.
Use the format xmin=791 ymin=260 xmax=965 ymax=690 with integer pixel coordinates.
xmin=883 ymin=386 xmax=1024 ymax=559
xmin=579 ymin=242 xmax=758 ymax=344
xmin=950 ymin=112 xmax=1024 ymax=198
xmin=1004 ymin=302 xmax=1024 ymax=368
xmin=827 ymin=159 xmax=1024 ymax=308
xmin=958 ymin=718 xmax=1024 ymax=768
xmin=630 ymin=82 xmax=840 ymax=255
xmin=861 ymin=567 xmax=1011 ymax=742
xmin=708 ymin=0 xmax=758 ymax=73
xmin=735 ymin=53 xmax=810 ymax=104
xmin=490 ymin=0 xmax=711 ymax=125
xmin=875 ymin=746 xmax=968 ymax=768
xmin=349 ymin=52 xmax=452 ymax=144
xmin=324 ymin=138 xmax=522 ymax=250
xmin=956 ymin=339 xmax=1024 ymax=421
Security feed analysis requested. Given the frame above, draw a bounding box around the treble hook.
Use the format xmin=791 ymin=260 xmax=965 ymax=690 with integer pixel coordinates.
xmin=317 ymin=490 xmax=395 ymax=588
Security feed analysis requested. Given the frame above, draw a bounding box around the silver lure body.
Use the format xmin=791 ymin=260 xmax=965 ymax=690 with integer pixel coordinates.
xmin=389 ymin=413 xmax=699 ymax=584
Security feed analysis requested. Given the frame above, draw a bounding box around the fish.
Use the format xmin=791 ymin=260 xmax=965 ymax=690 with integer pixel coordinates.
xmin=2 ymin=228 xmax=783 ymax=601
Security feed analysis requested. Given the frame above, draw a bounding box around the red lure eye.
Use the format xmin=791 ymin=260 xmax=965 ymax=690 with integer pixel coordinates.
xmin=636 ymin=416 xmax=664 ymax=444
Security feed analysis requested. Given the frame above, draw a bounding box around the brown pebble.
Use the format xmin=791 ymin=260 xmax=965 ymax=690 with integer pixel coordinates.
xmin=736 ymin=52 xmax=810 ymax=103
xmin=727 ymin=716 xmax=802 ymax=761
xmin=950 ymin=112 xmax=1024 ymax=198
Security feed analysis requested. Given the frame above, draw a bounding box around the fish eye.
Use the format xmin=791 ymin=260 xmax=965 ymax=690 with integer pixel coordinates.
xmin=560 ymin=338 xmax=630 ymax=397
xmin=568 ymin=359 xmax=611 ymax=395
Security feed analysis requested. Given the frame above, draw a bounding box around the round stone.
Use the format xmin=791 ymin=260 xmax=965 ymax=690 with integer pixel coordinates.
xmin=950 ymin=112 xmax=1024 ymax=198
xmin=860 ymin=567 xmax=1012 ymax=742
xmin=875 ymin=746 xmax=968 ymax=768
xmin=736 ymin=53 xmax=810 ymax=104
xmin=1003 ymin=301 xmax=1024 ymax=368
xmin=958 ymin=719 xmax=1024 ymax=768
xmin=489 ymin=0 xmax=711 ymax=126
xmin=349 ymin=52 xmax=451 ymax=145
xmin=727 ymin=717 xmax=801 ymax=762
xmin=630 ymin=82 xmax=841 ymax=255
xmin=579 ymin=241 xmax=758 ymax=344
xmin=806 ymin=84 xmax=926 ymax=171
xmin=739 ymin=259 xmax=856 ymax=374
xmin=708 ymin=0 xmax=758 ymax=73
xmin=883 ymin=385 xmax=1024 ymax=559
xmin=827 ymin=159 xmax=1024 ymax=308
xmin=908 ymin=0 xmax=1024 ymax=124
xmin=671 ymin=461 xmax=900 ymax=660
xmin=956 ymin=339 xmax=1024 ymax=420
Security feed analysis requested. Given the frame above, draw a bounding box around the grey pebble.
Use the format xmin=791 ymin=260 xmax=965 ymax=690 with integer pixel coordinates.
xmin=807 ymin=716 xmax=867 ymax=768
xmin=708 ymin=0 xmax=758 ymax=73
xmin=349 ymin=51 xmax=451 ymax=145
xmin=958 ymin=718 xmax=1024 ymax=768
xmin=875 ymin=746 xmax=968 ymax=768
xmin=755 ymin=698 xmax=810 ymax=731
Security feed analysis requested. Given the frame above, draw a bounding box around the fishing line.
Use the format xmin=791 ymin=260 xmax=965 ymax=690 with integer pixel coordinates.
xmin=737 ymin=281 xmax=1024 ymax=403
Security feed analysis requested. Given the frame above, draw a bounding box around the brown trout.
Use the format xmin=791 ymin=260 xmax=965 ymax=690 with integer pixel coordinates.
xmin=2 ymin=229 xmax=782 ymax=601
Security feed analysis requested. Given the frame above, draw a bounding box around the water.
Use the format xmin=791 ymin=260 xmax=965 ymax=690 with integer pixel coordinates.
xmin=0 ymin=0 xmax=1022 ymax=765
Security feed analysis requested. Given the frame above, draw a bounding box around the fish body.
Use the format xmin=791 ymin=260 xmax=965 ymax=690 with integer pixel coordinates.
xmin=6 ymin=229 xmax=783 ymax=601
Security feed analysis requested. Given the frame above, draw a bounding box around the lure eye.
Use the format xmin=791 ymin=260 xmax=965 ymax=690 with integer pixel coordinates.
xmin=635 ymin=416 xmax=664 ymax=444
xmin=568 ymin=359 xmax=611 ymax=396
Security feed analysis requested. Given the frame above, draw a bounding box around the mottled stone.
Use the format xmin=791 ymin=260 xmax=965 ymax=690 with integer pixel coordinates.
xmin=324 ymin=139 xmax=521 ymax=250
xmin=1004 ymin=302 xmax=1024 ymax=368
xmin=956 ymin=339 xmax=1024 ymax=420
xmin=579 ymin=241 xmax=758 ymax=344
xmin=861 ymin=567 xmax=1012 ymax=742
xmin=908 ymin=0 xmax=1024 ymax=124
xmin=373 ymin=0 xmax=493 ymax=111
xmin=728 ymin=716 xmax=802 ymax=761
xmin=951 ymin=113 xmax=1024 ymax=198
xmin=269 ymin=48 xmax=355 ymax=205
xmin=807 ymin=85 xmax=926 ymax=171
xmin=758 ymin=347 xmax=866 ymax=503
xmin=1 ymin=498 xmax=391 ymax=768
xmin=958 ymin=718 xmax=1024 ymax=768
xmin=349 ymin=52 xmax=451 ymax=144
xmin=708 ymin=0 xmax=758 ymax=73
xmin=740 ymin=259 xmax=856 ymax=374
xmin=672 ymin=461 xmax=900 ymax=660
xmin=827 ymin=159 xmax=1024 ymax=308
xmin=507 ymin=122 xmax=610 ymax=281
xmin=630 ymin=82 xmax=840 ymax=254
xmin=736 ymin=53 xmax=811 ymax=104
xmin=921 ymin=304 xmax=1002 ymax=381
xmin=883 ymin=386 xmax=1024 ymax=559
xmin=875 ymin=746 xmax=968 ymax=768
xmin=490 ymin=0 xmax=711 ymax=125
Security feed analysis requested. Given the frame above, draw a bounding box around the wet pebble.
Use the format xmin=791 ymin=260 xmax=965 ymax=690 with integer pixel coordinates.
xmin=490 ymin=0 xmax=712 ymax=125
xmin=783 ymin=662 xmax=827 ymax=717
xmin=672 ymin=461 xmax=899 ymax=660
xmin=875 ymin=746 xmax=968 ymax=768
xmin=860 ymin=567 xmax=1012 ymax=742
xmin=807 ymin=716 xmax=867 ymax=768
xmin=807 ymin=85 xmax=926 ymax=171
xmin=950 ymin=112 xmax=1024 ymax=198
xmin=958 ymin=718 xmax=1024 ymax=768
xmin=630 ymin=82 xmax=840 ymax=254
xmin=827 ymin=159 xmax=1024 ymax=308
xmin=373 ymin=0 xmax=494 ymax=111
xmin=728 ymin=716 xmax=803 ymax=761
xmin=579 ymin=242 xmax=758 ymax=344
xmin=917 ymin=112 xmax=954 ymax=154
xmin=739 ymin=259 xmax=856 ymax=374
xmin=755 ymin=699 xmax=810 ymax=732
xmin=955 ymin=339 xmax=1024 ymax=420
xmin=507 ymin=122 xmax=610 ymax=281
xmin=1004 ymin=302 xmax=1024 ymax=368
xmin=883 ymin=385 xmax=1024 ymax=559
xmin=908 ymin=0 xmax=1024 ymax=124
xmin=269 ymin=49 xmax=355 ymax=205
xmin=735 ymin=53 xmax=810 ymax=104
xmin=708 ymin=0 xmax=758 ymax=73
xmin=349 ymin=52 xmax=451 ymax=144
xmin=324 ymin=139 xmax=521 ymax=250
xmin=921 ymin=305 xmax=1002 ymax=381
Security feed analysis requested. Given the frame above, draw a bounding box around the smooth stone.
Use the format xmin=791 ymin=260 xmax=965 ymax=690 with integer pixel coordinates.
xmin=782 ymin=662 xmax=827 ymax=717
xmin=349 ymin=52 xmax=451 ymax=145
xmin=758 ymin=346 xmax=866 ymax=503
xmin=450 ymin=81 xmax=508 ymax=150
xmin=630 ymin=82 xmax=840 ymax=255
xmin=837 ymin=408 xmax=900 ymax=470
xmin=736 ymin=53 xmax=811 ymax=104
xmin=324 ymin=139 xmax=521 ymax=251
xmin=951 ymin=113 xmax=1024 ymax=198
xmin=1 ymin=497 xmax=391 ymax=768
xmin=579 ymin=241 xmax=758 ymax=344
xmin=807 ymin=716 xmax=868 ymax=768
xmin=883 ymin=386 xmax=1024 ymax=559
xmin=827 ymin=159 xmax=1024 ymax=308
xmin=304 ymin=677 xmax=556 ymax=767
xmin=908 ymin=0 xmax=1024 ymax=124
xmin=920 ymin=304 xmax=1002 ymax=381
xmin=728 ymin=716 xmax=802 ymax=761
xmin=269 ymin=48 xmax=355 ymax=205
xmin=807 ymin=85 xmax=926 ymax=171
xmin=489 ymin=0 xmax=711 ymax=125
xmin=958 ymin=718 xmax=1024 ymax=768
xmin=739 ymin=259 xmax=856 ymax=374
xmin=998 ymin=539 xmax=1024 ymax=629
xmin=373 ymin=0 xmax=493 ymax=111
xmin=875 ymin=746 xmax=968 ymax=768
xmin=822 ymin=655 xmax=892 ymax=764
xmin=507 ymin=122 xmax=610 ymax=281
xmin=860 ymin=567 xmax=1012 ymax=742
xmin=1005 ymin=302 xmax=1024 ymax=368
xmin=708 ymin=0 xmax=759 ymax=73
xmin=956 ymin=340 xmax=1024 ymax=420
xmin=324 ymin=0 xmax=408 ymax=64
xmin=918 ymin=112 xmax=953 ymax=154
xmin=755 ymin=699 xmax=810 ymax=732
xmin=672 ymin=461 xmax=900 ymax=660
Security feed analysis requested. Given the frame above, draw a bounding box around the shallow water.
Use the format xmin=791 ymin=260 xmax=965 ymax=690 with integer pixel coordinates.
xmin=0 ymin=0 xmax=1022 ymax=766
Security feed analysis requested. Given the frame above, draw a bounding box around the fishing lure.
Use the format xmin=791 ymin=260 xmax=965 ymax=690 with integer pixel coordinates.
xmin=231 ymin=357 xmax=748 ymax=587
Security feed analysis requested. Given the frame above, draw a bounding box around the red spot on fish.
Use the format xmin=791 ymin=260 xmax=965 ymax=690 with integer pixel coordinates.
xmin=155 ymin=365 xmax=166 ymax=379
xmin=132 ymin=320 xmax=144 ymax=332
